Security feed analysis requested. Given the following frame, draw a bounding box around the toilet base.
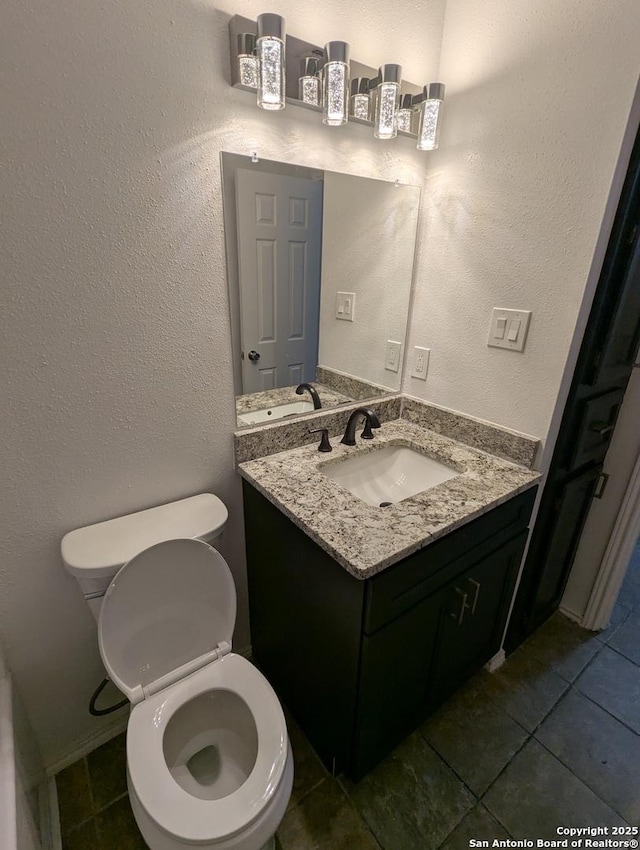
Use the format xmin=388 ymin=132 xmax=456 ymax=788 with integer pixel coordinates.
xmin=128 ymin=745 xmax=293 ymax=850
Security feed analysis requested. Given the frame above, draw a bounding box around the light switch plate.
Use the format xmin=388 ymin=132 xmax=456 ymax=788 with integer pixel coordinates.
xmin=488 ymin=308 xmax=531 ymax=352
xmin=411 ymin=346 xmax=430 ymax=380
xmin=336 ymin=291 xmax=356 ymax=322
xmin=385 ymin=340 xmax=402 ymax=373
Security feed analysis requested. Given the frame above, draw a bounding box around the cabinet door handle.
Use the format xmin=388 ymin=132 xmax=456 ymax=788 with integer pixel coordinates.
xmin=450 ymin=587 xmax=469 ymax=626
xmin=468 ymin=578 xmax=481 ymax=615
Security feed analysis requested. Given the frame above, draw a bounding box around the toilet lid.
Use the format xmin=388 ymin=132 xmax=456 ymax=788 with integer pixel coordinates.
xmin=99 ymin=538 xmax=236 ymax=702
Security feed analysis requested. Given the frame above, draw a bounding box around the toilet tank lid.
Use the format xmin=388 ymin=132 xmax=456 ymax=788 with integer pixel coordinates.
xmin=61 ymin=494 xmax=228 ymax=579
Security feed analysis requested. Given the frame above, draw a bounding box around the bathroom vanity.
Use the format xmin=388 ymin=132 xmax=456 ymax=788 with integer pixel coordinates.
xmin=238 ymin=414 xmax=539 ymax=780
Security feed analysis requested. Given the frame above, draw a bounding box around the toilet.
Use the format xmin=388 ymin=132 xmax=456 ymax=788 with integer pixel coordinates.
xmin=61 ymin=494 xmax=293 ymax=850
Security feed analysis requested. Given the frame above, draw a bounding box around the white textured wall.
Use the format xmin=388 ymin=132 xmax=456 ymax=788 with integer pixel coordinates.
xmin=319 ymin=173 xmax=420 ymax=389
xmin=404 ymin=0 xmax=640 ymax=443
xmin=1 ymin=0 xmax=445 ymax=768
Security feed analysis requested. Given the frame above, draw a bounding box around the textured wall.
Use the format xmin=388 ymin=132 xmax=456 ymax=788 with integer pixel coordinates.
xmin=318 ymin=172 xmax=420 ymax=389
xmin=0 ymin=0 xmax=445 ymax=768
xmin=403 ymin=0 xmax=640 ymax=443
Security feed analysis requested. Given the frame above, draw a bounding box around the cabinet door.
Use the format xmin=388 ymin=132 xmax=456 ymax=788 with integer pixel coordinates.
xmin=354 ymin=591 xmax=442 ymax=778
xmin=431 ymin=531 xmax=528 ymax=698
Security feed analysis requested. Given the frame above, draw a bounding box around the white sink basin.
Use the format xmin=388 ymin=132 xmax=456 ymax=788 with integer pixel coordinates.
xmin=238 ymin=400 xmax=314 ymax=426
xmin=321 ymin=445 xmax=460 ymax=507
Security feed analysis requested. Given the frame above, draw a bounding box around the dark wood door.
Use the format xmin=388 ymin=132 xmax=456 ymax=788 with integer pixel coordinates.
xmin=507 ymin=124 xmax=640 ymax=651
xmin=355 ymin=591 xmax=442 ymax=778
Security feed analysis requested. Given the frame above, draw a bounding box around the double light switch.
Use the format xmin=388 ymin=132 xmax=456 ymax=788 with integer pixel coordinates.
xmin=488 ymin=309 xmax=531 ymax=352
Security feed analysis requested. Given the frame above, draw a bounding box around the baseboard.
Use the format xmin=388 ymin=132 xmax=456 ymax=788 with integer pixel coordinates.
xmin=39 ymin=776 xmax=62 ymax=850
xmin=484 ymin=649 xmax=506 ymax=672
xmin=45 ymin=714 xmax=128 ymax=778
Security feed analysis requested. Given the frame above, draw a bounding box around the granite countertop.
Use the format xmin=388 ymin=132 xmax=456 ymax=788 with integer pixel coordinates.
xmin=238 ymin=419 xmax=541 ymax=579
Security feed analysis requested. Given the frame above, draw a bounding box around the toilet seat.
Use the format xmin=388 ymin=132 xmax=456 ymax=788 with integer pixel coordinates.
xmin=97 ymin=538 xmax=289 ymax=845
xmin=127 ymin=653 xmax=288 ymax=845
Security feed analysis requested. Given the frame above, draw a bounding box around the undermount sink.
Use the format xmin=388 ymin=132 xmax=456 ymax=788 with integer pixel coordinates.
xmin=321 ymin=445 xmax=460 ymax=507
xmin=237 ymin=400 xmax=315 ymax=426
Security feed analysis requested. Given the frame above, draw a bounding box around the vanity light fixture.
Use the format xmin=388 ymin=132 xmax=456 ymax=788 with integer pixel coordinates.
xmin=299 ymin=55 xmax=322 ymax=105
xmin=256 ymin=13 xmax=286 ymax=110
xmin=374 ymin=64 xmax=402 ymax=140
xmin=416 ymin=83 xmax=445 ymax=151
xmin=229 ymin=14 xmax=445 ymax=150
xmin=396 ymin=93 xmax=414 ymax=133
xmin=322 ymin=41 xmax=350 ymax=126
xmin=350 ymin=77 xmax=371 ymax=121
xmin=237 ymin=33 xmax=258 ymax=89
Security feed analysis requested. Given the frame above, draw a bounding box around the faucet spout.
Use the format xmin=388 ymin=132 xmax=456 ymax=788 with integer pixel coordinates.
xmin=340 ymin=408 xmax=381 ymax=446
xmin=295 ymin=383 xmax=322 ymax=410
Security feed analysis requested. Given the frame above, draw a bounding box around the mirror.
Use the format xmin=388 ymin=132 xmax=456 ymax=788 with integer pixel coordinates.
xmin=221 ymin=153 xmax=421 ymax=428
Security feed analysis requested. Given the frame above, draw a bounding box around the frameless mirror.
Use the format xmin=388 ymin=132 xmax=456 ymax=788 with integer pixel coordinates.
xmin=221 ymin=153 xmax=421 ymax=428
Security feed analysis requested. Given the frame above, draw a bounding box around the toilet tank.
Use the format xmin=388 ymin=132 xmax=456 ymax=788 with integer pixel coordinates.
xmin=61 ymin=494 xmax=228 ymax=620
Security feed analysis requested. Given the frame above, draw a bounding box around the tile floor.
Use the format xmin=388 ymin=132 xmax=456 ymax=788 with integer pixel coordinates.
xmin=56 ymin=541 xmax=640 ymax=849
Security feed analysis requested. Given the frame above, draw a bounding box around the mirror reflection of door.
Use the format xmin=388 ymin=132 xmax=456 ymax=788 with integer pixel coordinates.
xmin=235 ymin=168 xmax=323 ymax=394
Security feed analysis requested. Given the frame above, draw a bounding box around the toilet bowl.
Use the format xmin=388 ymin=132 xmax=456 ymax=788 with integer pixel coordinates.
xmin=61 ymin=496 xmax=292 ymax=850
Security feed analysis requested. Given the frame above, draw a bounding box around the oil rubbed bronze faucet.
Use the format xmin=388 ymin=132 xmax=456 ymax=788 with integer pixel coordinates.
xmin=295 ymin=383 xmax=322 ymax=410
xmin=340 ymin=408 xmax=381 ymax=446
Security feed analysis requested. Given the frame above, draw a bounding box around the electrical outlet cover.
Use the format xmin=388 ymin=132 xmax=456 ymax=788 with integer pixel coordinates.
xmin=411 ymin=346 xmax=430 ymax=380
xmin=385 ymin=340 xmax=402 ymax=373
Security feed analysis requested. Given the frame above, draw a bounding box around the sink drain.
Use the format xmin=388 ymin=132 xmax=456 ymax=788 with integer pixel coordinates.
xmin=379 ymin=501 xmax=393 ymax=508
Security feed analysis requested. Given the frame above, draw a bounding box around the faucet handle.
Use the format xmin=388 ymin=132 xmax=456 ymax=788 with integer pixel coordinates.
xmin=309 ymin=428 xmax=332 ymax=452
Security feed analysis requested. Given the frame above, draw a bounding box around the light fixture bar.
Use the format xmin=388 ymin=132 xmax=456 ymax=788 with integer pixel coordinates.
xmin=228 ymin=15 xmax=438 ymax=146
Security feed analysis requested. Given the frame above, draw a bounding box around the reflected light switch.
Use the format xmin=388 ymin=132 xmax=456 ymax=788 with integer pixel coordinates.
xmin=496 ymin=318 xmax=507 ymax=339
xmin=336 ymin=291 xmax=356 ymax=322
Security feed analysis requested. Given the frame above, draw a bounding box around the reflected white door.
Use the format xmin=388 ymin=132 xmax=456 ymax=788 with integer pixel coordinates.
xmin=236 ymin=168 xmax=323 ymax=393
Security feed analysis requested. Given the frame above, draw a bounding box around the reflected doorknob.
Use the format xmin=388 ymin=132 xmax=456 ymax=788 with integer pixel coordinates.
xmin=248 ymin=350 xmax=261 ymax=362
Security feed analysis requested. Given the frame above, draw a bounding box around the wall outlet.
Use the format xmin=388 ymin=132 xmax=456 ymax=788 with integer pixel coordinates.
xmin=385 ymin=340 xmax=402 ymax=373
xmin=411 ymin=346 xmax=430 ymax=380
xmin=488 ymin=308 xmax=531 ymax=352
xmin=336 ymin=291 xmax=356 ymax=322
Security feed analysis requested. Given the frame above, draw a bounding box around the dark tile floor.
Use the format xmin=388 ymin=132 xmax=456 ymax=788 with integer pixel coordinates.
xmin=57 ymin=542 xmax=640 ymax=849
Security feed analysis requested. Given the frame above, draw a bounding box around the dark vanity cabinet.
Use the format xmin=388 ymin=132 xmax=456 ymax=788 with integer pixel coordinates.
xmin=243 ymin=481 xmax=536 ymax=779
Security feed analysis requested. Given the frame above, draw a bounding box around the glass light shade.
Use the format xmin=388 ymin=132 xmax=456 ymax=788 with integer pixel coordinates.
xmin=374 ymin=65 xmax=402 ymax=140
xmin=239 ymin=55 xmax=259 ymax=89
xmin=237 ymin=33 xmax=258 ymax=89
xmin=257 ymin=14 xmax=286 ymax=111
xmin=299 ymin=75 xmax=320 ymax=105
xmin=351 ymin=93 xmax=371 ymax=120
xmin=299 ymin=56 xmax=321 ymax=105
xmin=396 ymin=108 xmax=413 ymax=133
xmin=417 ymin=83 xmax=445 ymax=150
xmin=375 ymin=82 xmax=400 ymax=139
xmin=322 ymin=42 xmax=350 ymax=126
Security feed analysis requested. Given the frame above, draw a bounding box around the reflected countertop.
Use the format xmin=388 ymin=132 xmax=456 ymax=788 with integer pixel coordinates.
xmin=235 ymin=382 xmax=352 ymax=424
xmin=237 ymin=419 xmax=541 ymax=579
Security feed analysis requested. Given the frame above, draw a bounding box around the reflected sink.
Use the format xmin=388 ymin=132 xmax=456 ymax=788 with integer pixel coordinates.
xmin=238 ymin=400 xmax=314 ymax=426
xmin=321 ymin=445 xmax=460 ymax=507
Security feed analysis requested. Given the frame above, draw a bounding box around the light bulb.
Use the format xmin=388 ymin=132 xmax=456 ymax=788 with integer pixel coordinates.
xmin=257 ymin=13 xmax=286 ymax=111
xmin=374 ymin=64 xmax=402 ymax=140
